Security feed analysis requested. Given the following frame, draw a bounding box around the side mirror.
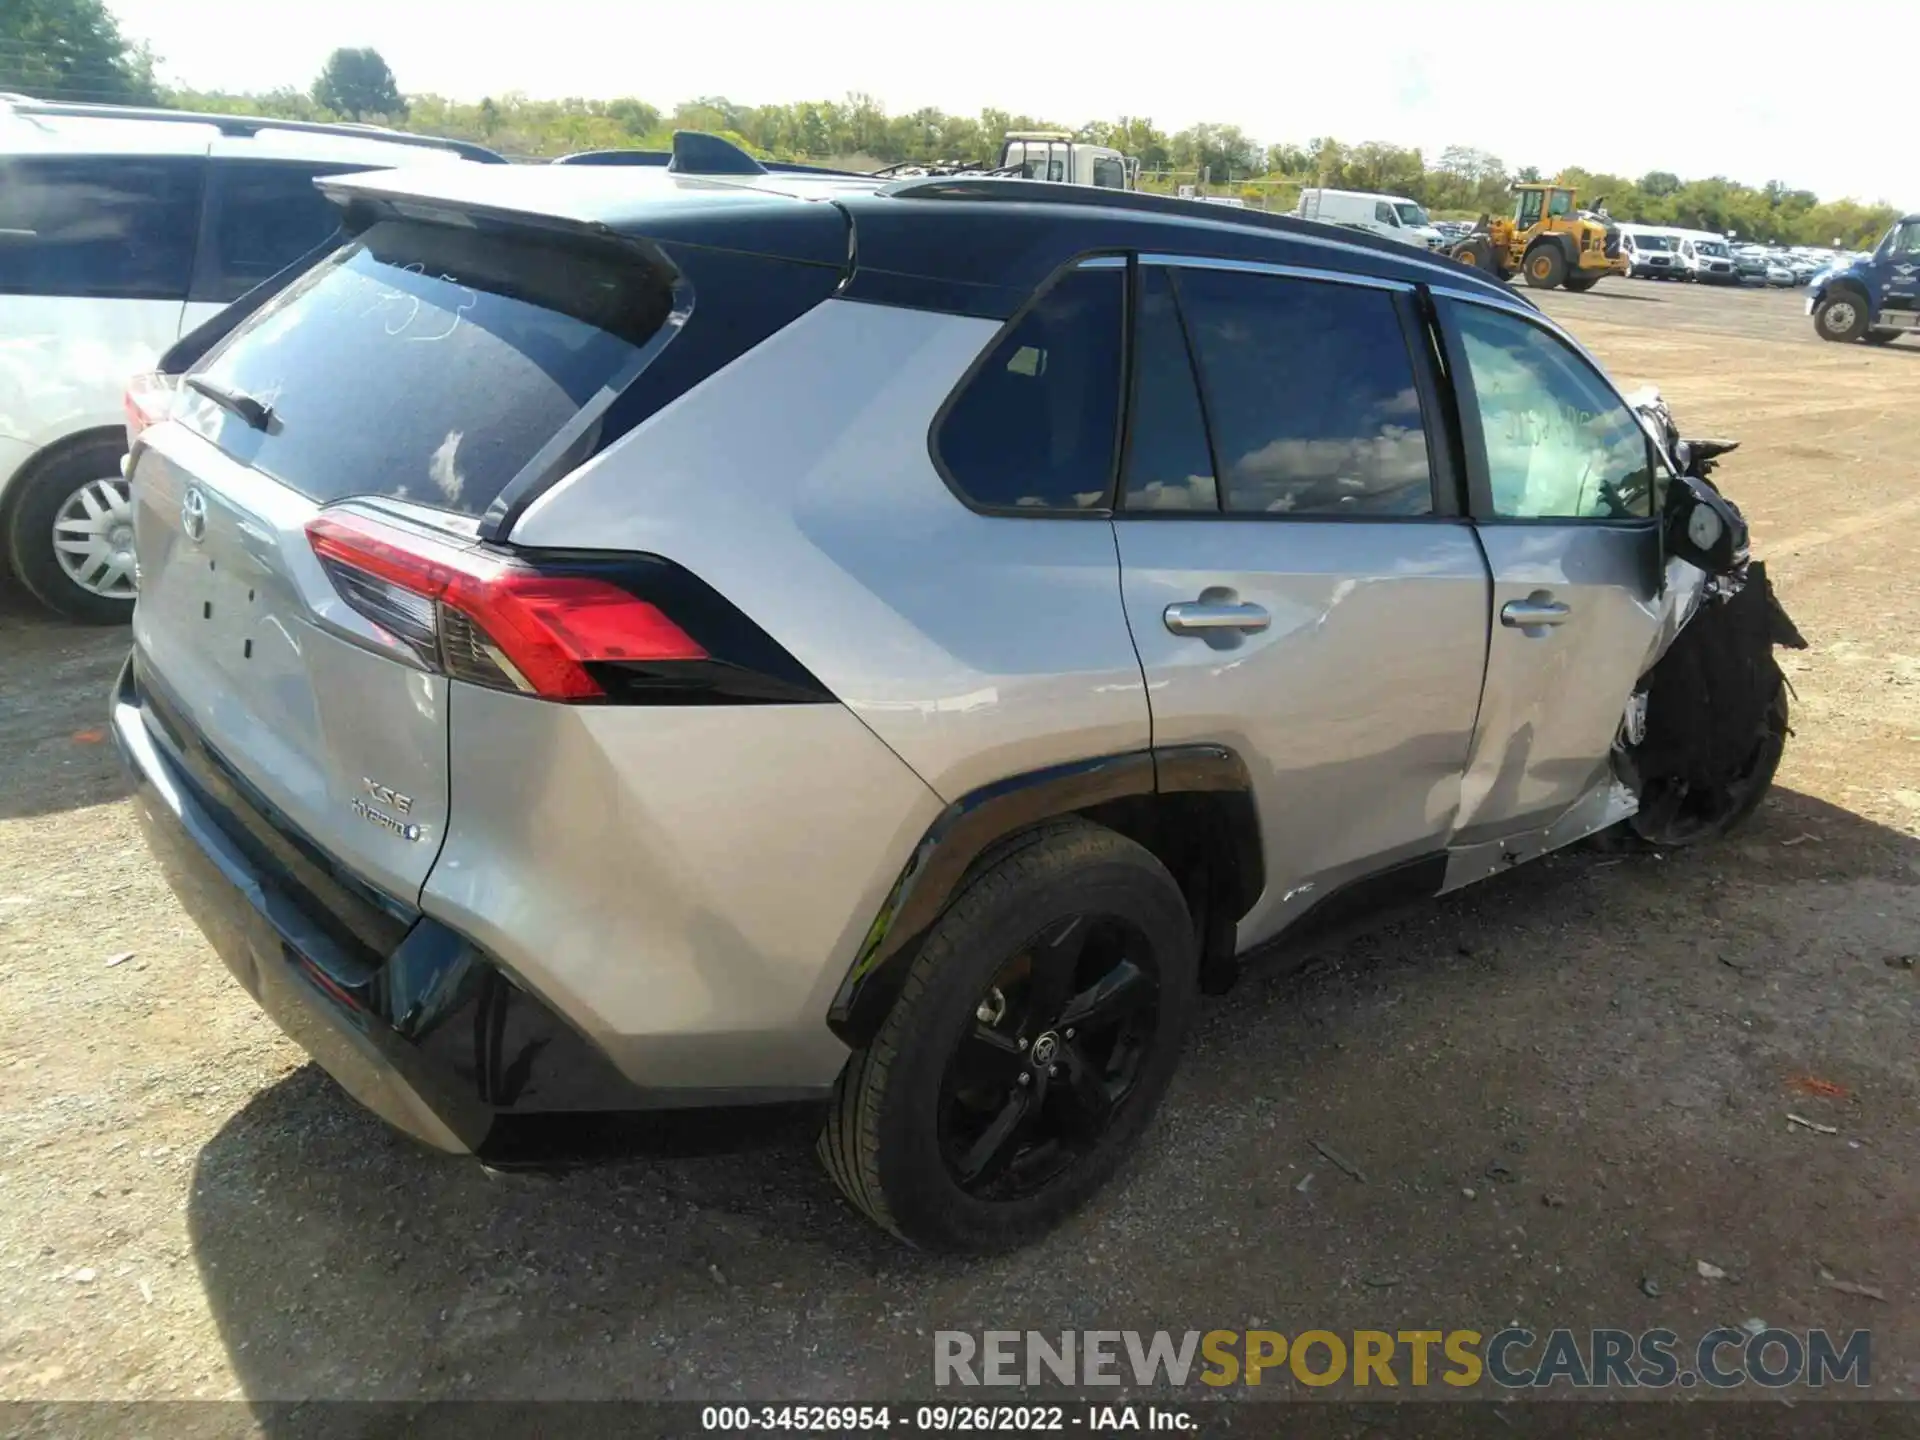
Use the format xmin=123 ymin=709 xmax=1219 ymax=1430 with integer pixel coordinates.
xmin=1663 ymin=471 xmax=1748 ymax=576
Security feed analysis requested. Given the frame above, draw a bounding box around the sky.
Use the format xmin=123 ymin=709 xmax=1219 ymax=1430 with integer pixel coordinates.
xmin=107 ymin=0 xmax=1907 ymax=205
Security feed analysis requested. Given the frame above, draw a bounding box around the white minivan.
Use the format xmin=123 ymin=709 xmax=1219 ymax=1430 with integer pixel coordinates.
xmin=1294 ymin=188 xmax=1445 ymax=250
xmin=0 ymin=98 xmax=496 ymax=622
xmin=1618 ymin=225 xmax=1684 ymax=280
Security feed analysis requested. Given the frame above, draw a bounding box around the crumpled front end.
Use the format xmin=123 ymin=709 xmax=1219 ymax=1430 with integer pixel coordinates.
xmin=1608 ymin=389 xmax=1809 ymax=845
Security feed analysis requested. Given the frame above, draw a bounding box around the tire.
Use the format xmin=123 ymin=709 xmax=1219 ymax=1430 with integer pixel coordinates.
xmin=1563 ymin=272 xmax=1601 ymax=293
xmin=1622 ymin=682 xmax=1790 ymax=850
xmin=1451 ymin=237 xmax=1494 ymax=274
xmin=1814 ymin=292 xmax=1869 ymax=344
xmin=820 ymin=820 xmax=1197 ymax=1252
xmin=4 ymin=434 xmax=136 ymax=625
xmin=1865 ymin=329 xmax=1903 ymax=345
xmin=1523 ymin=244 xmax=1568 ymax=290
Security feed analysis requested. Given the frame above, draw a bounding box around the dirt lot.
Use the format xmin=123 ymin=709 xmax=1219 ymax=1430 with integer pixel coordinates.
xmin=2 ymin=278 xmax=1917 ymax=1421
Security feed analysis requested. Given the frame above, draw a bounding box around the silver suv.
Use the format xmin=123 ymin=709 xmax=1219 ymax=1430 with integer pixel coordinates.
xmin=115 ymin=136 xmax=1802 ymax=1252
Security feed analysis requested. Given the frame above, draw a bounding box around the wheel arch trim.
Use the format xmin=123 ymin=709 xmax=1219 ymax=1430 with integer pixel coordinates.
xmin=825 ymin=744 xmax=1262 ymax=1046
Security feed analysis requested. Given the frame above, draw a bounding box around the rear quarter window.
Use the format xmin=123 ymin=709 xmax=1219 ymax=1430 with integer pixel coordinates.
xmin=182 ymin=218 xmax=674 ymax=518
xmin=933 ymin=266 xmax=1124 ymax=513
xmin=0 ymin=155 xmax=204 ymax=299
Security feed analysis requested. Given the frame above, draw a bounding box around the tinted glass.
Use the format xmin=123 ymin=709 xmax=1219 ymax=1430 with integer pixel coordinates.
xmin=184 ymin=219 xmax=673 ymax=516
xmin=1120 ymin=268 xmax=1216 ymax=512
xmin=0 ymin=155 xmax=203 ymax=299
xmin=198 ymin=161 xmax=351 ymax=304
xmin=1452 ymin=303 xmax=1652 ymax=520
xmin=937 ymin=267 xmax=1123 ymax=511
xmin=1175 ymin=268 xmax=1432 ymax=516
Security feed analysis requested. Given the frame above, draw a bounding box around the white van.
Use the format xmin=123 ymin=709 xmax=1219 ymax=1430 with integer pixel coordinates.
xmin=1618 ymin=225 xmax=1683 ymax=280
xmin=1295 ymin=188 xmax=1445 ymax=250
xmin=1672 ymin=230 xmax=1739 ymax=284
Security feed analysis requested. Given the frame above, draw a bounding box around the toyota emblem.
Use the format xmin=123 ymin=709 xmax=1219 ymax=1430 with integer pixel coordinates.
xmin=180 ymin=486 xmax=207 ymax=544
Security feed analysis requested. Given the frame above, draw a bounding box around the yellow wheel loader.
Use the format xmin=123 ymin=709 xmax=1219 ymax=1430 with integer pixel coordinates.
xmin=1449 ymin=184 xmax=1628 ymax=292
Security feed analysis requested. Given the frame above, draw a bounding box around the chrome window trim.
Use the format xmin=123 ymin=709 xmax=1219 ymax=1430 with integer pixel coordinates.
xmin=1140 ymin=252 xmax=1413 ymax=294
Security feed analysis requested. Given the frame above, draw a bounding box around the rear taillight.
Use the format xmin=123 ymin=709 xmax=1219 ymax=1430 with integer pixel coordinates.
xmin=124 ymin=372 xmax=181 ymax=447
xmin=306 ymin=510 xmax=706 ymax=701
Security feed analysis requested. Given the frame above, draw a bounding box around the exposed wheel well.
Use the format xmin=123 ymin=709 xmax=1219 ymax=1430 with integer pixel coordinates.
xmin=826 ymin=749 xmax=1265 ymax=1045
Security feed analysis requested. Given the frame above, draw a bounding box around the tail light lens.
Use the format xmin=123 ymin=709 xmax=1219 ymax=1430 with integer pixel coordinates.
xmin=124 ymin=372 xmax=181 ymax=447
xmin=306 ymin=510 xmax=706 ymax=701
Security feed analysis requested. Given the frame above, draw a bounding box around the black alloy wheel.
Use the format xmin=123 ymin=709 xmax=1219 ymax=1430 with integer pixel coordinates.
xmin=938 ymin=913 xmax=1159 ymax=1200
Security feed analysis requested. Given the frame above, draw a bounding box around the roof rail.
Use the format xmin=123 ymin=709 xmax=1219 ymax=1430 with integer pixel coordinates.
xmin=0 ymin=96 xmax=507 ymax=164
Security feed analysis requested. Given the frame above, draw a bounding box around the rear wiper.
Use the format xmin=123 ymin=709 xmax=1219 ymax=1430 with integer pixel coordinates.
xmin=186 ymin=375 xmax=276 ymax=432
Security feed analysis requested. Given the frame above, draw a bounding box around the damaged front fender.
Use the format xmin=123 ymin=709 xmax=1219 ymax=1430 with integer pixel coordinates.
xmin=1609 ymin=387 xmax=1808 ymax=845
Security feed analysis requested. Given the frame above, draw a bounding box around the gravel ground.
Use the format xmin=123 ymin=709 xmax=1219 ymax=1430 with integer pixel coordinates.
xmin=1 ymin=278 xmax=1916 ymax=1425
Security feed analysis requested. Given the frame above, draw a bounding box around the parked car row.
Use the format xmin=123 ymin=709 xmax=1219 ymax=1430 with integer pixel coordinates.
xmin=1616 ymin=222 xmax=1840 ymax=288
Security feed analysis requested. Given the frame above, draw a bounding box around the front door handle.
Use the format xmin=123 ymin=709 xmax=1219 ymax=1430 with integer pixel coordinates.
xmin=1500 ymin=598 xmax=1572 ymax=629
xmin=1164 ymin=601 xmax=1271 ymax=635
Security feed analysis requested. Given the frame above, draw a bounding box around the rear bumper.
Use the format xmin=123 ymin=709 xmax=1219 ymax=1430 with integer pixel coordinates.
xmin=113 ymin=653 xmax=650 ymax=1157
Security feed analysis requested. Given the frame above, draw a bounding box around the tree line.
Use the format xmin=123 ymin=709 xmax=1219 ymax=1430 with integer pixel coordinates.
xmin=4 ymin=1 xmax=1902 ymax=248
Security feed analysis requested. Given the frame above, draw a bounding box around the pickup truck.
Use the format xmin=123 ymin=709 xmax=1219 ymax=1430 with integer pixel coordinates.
xmin=1809 ymin=215 xmax=1920 ymax=344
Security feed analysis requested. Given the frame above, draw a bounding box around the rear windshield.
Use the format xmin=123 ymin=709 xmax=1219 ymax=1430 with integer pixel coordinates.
xmin=184 ymin=218 xmax=673 ymax=516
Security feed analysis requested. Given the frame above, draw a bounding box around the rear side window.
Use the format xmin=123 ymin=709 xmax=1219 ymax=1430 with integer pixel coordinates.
xmin=184 ymin=219 xmax=673 ymax=517
xmin=0 ymin=155 xmax=203 ymax=299
xmin=1173 ymin=267 xmax=1433 ymax=516
xmin=193 ymin=161 xmax=352 ymax=304
xmin=935 ymin=267 xmax=1123 ymax=512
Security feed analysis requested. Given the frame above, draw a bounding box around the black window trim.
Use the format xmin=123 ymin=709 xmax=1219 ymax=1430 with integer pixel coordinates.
xmin=1114 ymin=251 xmax=1463 ymax=525
xmin=925 ymin=250 xmax=1131 ymax=519
xmin=1430 ymin=287 xmax=1662 ymax=529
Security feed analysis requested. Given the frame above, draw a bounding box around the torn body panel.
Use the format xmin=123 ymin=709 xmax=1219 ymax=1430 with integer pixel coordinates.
xmin=1606 ymin=388 xmax=1807 ymax=845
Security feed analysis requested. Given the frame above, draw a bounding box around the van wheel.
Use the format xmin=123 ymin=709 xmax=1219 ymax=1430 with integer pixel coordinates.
xmin=1524 ymin=245 xmax=1567 ymax=289
xmin=1814 ymin=294 xmax=1868 ymax=343
xmin=819 ymin=820 xmax=1196 ymax=1252
xmin=5 ymin=435 xmax=137 ymax=625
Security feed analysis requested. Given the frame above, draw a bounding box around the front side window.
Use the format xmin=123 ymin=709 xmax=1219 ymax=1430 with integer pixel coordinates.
xmin=0 ymin=155 xmax=203 ymax=299
xmin=1548 ymin=190 xmax=1573 ymax=218
xmin=1450 ymin=303 xmax=1652 ymax=520
xmin=1092 ymin=157 xmax=1126 ymax=190
xmin=936 ymin=267 xmax=1123 ymax=511
xmin=1891 ymin=222 xmax=1920 ymax=257
xmin=1174 ymin=267 xmax=1433 ymax=517
xmin=1375 ymin=201 xmax=1397 ymax=225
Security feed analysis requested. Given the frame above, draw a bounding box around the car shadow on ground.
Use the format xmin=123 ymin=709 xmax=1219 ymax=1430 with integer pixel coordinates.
xmin=184 ymin=786 xmax=1920 ymax=1411
xmin=0 ymin=576 xmax=132 ymax=820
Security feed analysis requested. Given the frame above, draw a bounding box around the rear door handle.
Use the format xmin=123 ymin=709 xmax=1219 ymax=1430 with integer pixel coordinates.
xmin=1164 ymin=601 xmax=1271 ymax=635
xmin=1500 ymin=598 xmax=1572 ymax=629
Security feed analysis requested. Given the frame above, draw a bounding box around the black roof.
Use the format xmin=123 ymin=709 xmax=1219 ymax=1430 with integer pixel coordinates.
xmin=318 ymin=131 xmax=1519 ymax=319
